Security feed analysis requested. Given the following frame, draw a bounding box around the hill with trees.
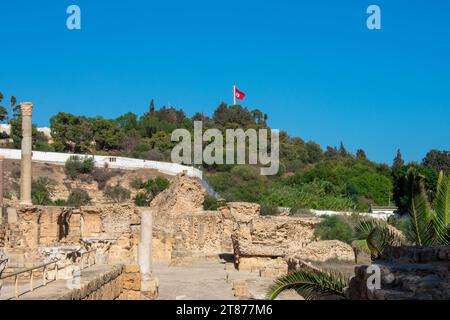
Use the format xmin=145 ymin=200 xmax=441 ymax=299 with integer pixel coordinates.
xmin=1 ymin=91 xmax=449 ymax=213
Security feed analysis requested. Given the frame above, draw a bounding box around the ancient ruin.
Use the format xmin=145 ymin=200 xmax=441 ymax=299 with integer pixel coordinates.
xmin=0 ymin=103 xmax=448 ymax=300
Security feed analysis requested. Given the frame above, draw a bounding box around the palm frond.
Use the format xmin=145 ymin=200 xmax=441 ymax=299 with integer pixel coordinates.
xmin=433 ymin=172 xmax=450 ymax=244
xmin=404 ymin=169 xmax=434 ymax=246
xmin=407 ymin=189 xmax=433 ymax=246
xmin=355 ymin=219 xmax=404 ymax=259
xmin=267 ymin=269 xmax=348 ymax=300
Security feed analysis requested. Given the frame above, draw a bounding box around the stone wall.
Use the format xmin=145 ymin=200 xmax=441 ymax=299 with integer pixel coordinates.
xmin=1 ymin=204 xmax=141 ymax=265
xmin=345 ymin=246 xmax=450 ymax=300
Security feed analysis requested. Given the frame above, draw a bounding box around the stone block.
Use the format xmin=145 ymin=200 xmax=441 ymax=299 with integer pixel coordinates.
xmin=124 ymin=264 xmax=140 ymax=273
xmin=122 ymin=272 xmax=141 ymax=291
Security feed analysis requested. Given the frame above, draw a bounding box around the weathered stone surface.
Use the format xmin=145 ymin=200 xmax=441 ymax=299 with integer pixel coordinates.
xmin=345 ymin=246 xmax=450 ymax=300
xmin=231 ymin=215 xmax=320 ymax=264
xmin=289 ymin=240 xmax=355 ymax=263
xmin=151 ymin=172 xmax=205 ymax=216
xmin=219 ymin=202 xmax=260 ymax=223
xmin=122 ymin=272 xmax=141 ymax=290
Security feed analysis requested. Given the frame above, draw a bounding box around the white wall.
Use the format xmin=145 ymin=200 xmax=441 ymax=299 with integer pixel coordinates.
xmin=310 ymin=209 xmax=394 ymax=221
xmin=0 ymin=148 xmax=203 ymax=179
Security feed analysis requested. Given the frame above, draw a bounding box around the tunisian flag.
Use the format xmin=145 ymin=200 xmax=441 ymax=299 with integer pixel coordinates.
xmin=234 ymin=87 xmax=246 ymax=100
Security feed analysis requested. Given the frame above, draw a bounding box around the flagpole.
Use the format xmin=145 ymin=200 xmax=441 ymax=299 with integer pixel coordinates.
xmin=233 ymin=84 xmax=236 ymax=105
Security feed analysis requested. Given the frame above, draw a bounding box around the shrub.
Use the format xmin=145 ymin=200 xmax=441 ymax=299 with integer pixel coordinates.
xmin=130 ymin=177 xmax=144 ymax=190
xmin=104 ymin=184 xmax=131 ymax=203
xmin=155 ymin=177 xmax=170 ymax=192
xmin=203 ymin=194 xmax=219 ymax=210
xmin=132 ymin=177 xmax=170 ymax=206
xmin=260 ymin=205 xmax=278 ymax=216
xmin=65 ymin=156 xmax=95 ymax=179
xmin=53 ymin=199 xmax=68 ymax=206
xmin=134 ymin=192 xmax=151 ymax=207
xmin=313 ymin=215 xmax=354 ymax=244
xmin=11 ymin=167 xmax=21 ymax=179
xmin=92 ymin=168 xmax=119 ymax=190
xmin=67 ymin=189 xmax=91 ymax=207
xmin=32 ymin=176 xmax=56 ymax=205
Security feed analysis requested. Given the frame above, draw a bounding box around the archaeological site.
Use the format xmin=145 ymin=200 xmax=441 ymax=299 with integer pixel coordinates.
xmin=0 ymin=103 xmax=449 ymax=301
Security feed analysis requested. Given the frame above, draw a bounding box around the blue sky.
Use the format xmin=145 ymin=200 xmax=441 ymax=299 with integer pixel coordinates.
xmin=0 ymin=0 xmax=449 ymax=164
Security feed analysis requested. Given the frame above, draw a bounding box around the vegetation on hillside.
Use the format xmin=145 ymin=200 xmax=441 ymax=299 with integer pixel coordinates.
xmin=2 ymin=91 xmax=450 ymax=212
xmin=267 ymin=169 xmax=450 ymax=300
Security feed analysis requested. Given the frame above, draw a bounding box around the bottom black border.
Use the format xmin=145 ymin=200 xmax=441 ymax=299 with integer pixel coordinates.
xmin=1 ymin=300 xmax=442 ymax=319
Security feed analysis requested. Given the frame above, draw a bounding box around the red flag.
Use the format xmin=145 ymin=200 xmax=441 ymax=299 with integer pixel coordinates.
xmin=234 ymin=87 xmax=246 ymax=100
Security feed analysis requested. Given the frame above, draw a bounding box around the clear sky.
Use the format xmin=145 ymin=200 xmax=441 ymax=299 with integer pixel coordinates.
xmin=0 ymin=0 xmax=449 ymax=164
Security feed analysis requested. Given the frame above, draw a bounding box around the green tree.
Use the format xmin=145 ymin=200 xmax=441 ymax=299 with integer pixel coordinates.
xmin=116 ymin=112 xmax=138 ymax=133
xmin=392 ymin=149 xmax=404 ymax=169
xmin=92 ymin=117 xmax=124 ymax=151
xmin=149 ymin=131 xmax=173 ymax=152
xmin=0 ymin=92 xmax=8 ymax=123
xmin=50 ymin=112 xmax=94 ymax=153
xmin=356 ymin=149 xmax=367 ymax=161
xmin=305 ymin=141 xmax=323 ymax=163
xmin=313 ymin=215 xmax=354 ymax=244
xmin=357 ymin=169 xmax=450 ymax=259
xmin=423 ymin=150 xmax=450 ymax=174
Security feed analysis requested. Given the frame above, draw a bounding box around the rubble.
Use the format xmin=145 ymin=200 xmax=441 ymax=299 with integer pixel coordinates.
xmin=345 ymin=246 xmax=450 ymax=300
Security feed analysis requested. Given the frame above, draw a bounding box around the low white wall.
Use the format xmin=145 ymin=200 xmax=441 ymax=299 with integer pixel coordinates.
xmin=310 ymin=209 xmax=394 ymax=221
xmin=0 ymin=148 xmax=202 ymax=179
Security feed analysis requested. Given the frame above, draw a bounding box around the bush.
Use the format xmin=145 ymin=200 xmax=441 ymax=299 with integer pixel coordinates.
xmin=104 ymin=184 xmax=131 ymax=203
xmin=67 ymin=189 xmax=91 ymax=207
xmin=130 ymin=177 xmax=144 ymax=190
xmin=313 ymin=215 xmax=354 ymax=244
xmin=155 ymin=177 xmax=170 ymax=191
xmin=203 ymin=194 xmax=219 ymax=210
xmin=132 ymin=177 xmax=170 ymax=206
xmin=92 ymin=168 xmax=119 ymax=190
xmin=65 ymin=156 xmax=95 ymax=179
xmin=32 ymin=176 xmax=56 ymax=205
xmin=134 ymin=192 xmax=151 ymax=207
xmin=53 ymin=199 xmax=68 ymax=206
xmin=260 ymin=205 xmax=278 ymax=216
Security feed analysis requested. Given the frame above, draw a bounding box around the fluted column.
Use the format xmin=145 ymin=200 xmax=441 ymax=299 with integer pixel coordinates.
xmin=20 ymin=102 xmax=33 ymax=205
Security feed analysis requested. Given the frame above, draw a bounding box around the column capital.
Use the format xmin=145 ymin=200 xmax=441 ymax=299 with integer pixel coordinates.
xmin=20 ymin=102 xmax=33 ymax=116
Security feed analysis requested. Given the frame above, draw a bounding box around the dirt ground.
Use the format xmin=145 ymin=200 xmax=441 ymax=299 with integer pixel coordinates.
xmin=3 ymin=159 xmax=173 ymax=204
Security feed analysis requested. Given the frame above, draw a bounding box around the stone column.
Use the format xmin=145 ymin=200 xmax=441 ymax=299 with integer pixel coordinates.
xmin=20 ymin=103 xmax=33 ymax=206
xmin=139 ymin=209 xmax=158 ymax=297
xmin=0 ymin=155 xmax=4 ymax=207
xmin=139 ymin=209 xmax=153 ymax=278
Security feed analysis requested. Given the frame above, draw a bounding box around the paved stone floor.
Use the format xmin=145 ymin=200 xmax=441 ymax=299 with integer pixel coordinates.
xmin=153 ymin=258 xmax=301 ymax=300
xmin=1 ymin=258 xmax=301 ymax=300
xmin=0 ymin=264 xmax=121 ymax=300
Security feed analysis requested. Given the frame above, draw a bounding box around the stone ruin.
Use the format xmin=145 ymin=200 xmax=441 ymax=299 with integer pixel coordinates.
xmin=150 ymin=173 xmax=355 ymax=278
xmin=345 ymin=246 xmax=450 ymax=300
xmin=0 ymin=159 xmax=360 ymax=300
xmin=2 ymin=102 xmax=447 ymax=300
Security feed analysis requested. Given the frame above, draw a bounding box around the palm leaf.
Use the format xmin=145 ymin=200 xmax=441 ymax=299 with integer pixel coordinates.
xmin=407 ymin=189 xmax=433 ymax=246
xmin=404 ymin=169 xmax=434 ymax=246
xmin=267 ymin=269 xmax=348 ymax=300
xmin=433 ymin=172 xmax=450 ymax=244
xmin=355 ymin=219 xmax=404 ymax=259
